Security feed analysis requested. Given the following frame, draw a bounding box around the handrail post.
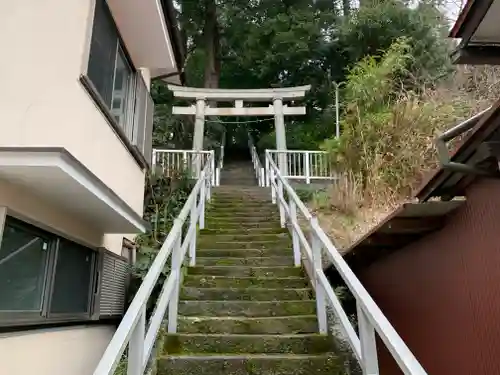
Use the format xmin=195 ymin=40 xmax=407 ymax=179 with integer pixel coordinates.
xmin=167 ymin=232 xmax=182 ymax=333
xmin=127 ymin=306 xmax=146 ymax=375
xmin=189 ymin=197 xmax=197 ymax=267
xmin=311 ymin=217 xmax=327 ymax=334
xmin=305 ymin=152 xmax=311 ymax=184
xmin=271 ymin=168 xmax=276 ymax=204
xmin=152 ymin=150 xmax=157 ymax=169
xmin=289 ymin=199 xmax=301 ymax=267
xmin=277 ymin=179 xmax=285 ymax=228
xmin=265 ymin=152 xmax=270 ymax=187
xmin=260 ymin=167 xmax=265 ymax=187
xmin=211 ymin=152 xmax=215 ymax=187
xmin=358 ymin=303 xmax=379 ymax=375
xmin=200 ymin=179 xmax=206 ymax=229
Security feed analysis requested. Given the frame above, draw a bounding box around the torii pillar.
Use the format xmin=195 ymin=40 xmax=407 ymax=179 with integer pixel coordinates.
xmin=167 ymin=85 xmax=311 ymax=174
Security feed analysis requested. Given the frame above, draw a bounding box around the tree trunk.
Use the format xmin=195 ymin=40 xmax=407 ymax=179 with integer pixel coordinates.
xmin=342 ymin=0 xmax=350 ymax=17
xmin=203 ymin=0 xmax=220 ymax=89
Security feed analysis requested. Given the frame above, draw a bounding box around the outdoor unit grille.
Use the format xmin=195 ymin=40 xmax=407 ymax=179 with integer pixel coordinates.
xmin=96 ymin=249 xmax=130 ymax=318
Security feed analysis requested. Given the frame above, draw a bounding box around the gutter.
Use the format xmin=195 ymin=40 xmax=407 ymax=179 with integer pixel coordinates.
xmin=161 ymin=0 xmax=186 ymax=84
xmin=435 ymin=106 xmax=495 ymax=176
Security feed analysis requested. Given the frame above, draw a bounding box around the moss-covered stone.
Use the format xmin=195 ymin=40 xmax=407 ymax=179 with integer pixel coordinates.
xmin=183 ymin=275 xmax=308 ymax=288
xmin=180 ymin=287 xmax=313 ymax=301
xmin=178 ymin=300 xmax=316 ymax=317
xmin=195 ymin=256 xmax=293 ymax=267
xmin=187 ymin=266 xmax=302 ymax=278
xmin=158 ymin=353 xmax=343 ymax=375
xmin=196 ymin=248 xmax=291 ymax=258
xmin=197 ymin=240 xmax=291 ymax=250
xmin=178 ymin=315 xmax=318 ymax=334
xmin=198 ymin=233 xmax=290 ymax=243
xmin=200 ymin=227 xmax=287 ymax=235
xmin=163 ymin=333 xmax=334 ymax=355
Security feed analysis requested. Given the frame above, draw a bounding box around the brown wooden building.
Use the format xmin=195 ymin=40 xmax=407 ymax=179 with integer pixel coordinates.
xmin=338 ymin=1 xmax=500 ymax=373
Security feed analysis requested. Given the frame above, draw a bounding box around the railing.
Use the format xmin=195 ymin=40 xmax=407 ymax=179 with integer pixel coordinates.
xmin=92 ymin=152 xmax=214 ymax=375
xmin=266 ymin=150 xmax=336 ymax=184
xmin=265 ymin=152 xmax=428 ymax=375
xmin=152 ymin=149 xmax=215 ymax=186
xmin=215 ymin=131 xmax=226 ymax=186
xmin=248 ymin=135 xmax=266 ymax=187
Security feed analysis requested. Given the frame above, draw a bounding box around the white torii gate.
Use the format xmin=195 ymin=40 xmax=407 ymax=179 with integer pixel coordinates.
xmin=167 ymin=85 xmax=311 ymax=165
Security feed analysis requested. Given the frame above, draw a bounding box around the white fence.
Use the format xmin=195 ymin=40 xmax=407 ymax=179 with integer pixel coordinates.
xmin=265 ymin=150 xmax=336 ymax=184
xmin=264 ymin=152 xmax=428 ymax=375
xmin=152 ymin=149 xmax=216 ymax=185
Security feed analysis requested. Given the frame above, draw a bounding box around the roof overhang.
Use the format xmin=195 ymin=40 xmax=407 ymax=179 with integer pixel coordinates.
xmin=449 ymin=0 xmax=500 ymax=65
xmin=0 ymin=148 xmax=148 ymax=234
xmin=339 ymin=201 xmax=464 ymax=275
xmin=106 ymin=0 xmax=180 ymax=79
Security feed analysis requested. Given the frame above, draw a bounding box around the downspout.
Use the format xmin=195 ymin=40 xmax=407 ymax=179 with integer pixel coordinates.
xmin=435 ymin=106 xmax=495 ymax=176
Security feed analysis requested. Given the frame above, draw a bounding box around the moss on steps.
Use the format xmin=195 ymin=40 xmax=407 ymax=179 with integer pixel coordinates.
xmin=198 ymin=233 xmax=290 ymax=242
xmin=183 ymin=275 xmax=308 ymax=288
xmin=158 ymin=354 xmax=343 ymax=375
xmin=195 ymin=256 xmax=293 ymax=266
xmin=187 ymin=266 xmax=303 ymax=278
xmin=177 ymin=315 xmax=318 ymax=334
xmin=197 ymin=240 xmax=291 ymax=250
xmin=196 ymin=248 xmax=291 ymax=258
xmin=180 ymin=287 xmax=313 ymax=301
xmin=157 ymin=186 xmax=341 ymax=375
xmin=164 ymin=333 xmax=334 ymax=355
xmin=178 ymin=300 xmax=317 ymax=317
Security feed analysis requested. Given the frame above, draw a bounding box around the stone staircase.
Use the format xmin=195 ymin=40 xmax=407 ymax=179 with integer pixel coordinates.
xmin=158 ymin=176 xmax=343 ymax=374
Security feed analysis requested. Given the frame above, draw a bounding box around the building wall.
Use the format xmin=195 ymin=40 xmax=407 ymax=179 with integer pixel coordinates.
xmin=359 ymin=178 xmax=500 ymax=374
xmin=0 ymin=0 xmax=150 ymax=254
xmin=0 ymin=0 xmax=145 ymax=215
xmin=0 ymin=325 xmax=115 ymax=375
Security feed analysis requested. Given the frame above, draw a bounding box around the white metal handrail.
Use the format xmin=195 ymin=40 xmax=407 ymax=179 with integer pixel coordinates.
xmin=266 ymin=150 xmax=336 ymax=184
xmin=248 ymin=135 xmax=265 ymax=187
xmin=93 ymin=152 xmax=214 ymax=375
xmin=152 ymin=149 xmax=215 ymax=186
xmin=215 ymin=131 xmax=226 ymax=186
xmin=265 ymin=153 xmax=427 ymax=375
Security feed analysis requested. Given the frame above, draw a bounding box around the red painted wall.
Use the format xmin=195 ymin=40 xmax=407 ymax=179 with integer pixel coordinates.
xmin=360 ymin=178 xmax=500 ymax=375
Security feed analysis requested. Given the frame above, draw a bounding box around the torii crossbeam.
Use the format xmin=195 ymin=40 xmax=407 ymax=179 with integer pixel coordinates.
xmin=167 ymin=85 xmax=311 ymax=156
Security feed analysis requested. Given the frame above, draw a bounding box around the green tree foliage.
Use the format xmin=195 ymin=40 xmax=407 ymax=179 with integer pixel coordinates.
xmin=152 ymin=0 xmax=453 ymax=154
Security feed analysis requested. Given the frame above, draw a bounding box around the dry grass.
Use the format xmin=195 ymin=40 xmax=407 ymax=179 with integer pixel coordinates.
xmin=315 ymin=65 xmax=500 ymax=252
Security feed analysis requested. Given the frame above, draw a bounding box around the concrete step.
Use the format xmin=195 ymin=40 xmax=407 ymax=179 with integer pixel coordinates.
xmin=157 ymin=354 xmax=342 ymax=375
xmin=187 ymin=266 xmax=302 ymax=278
xmin=196 ymin=248 xmax=292 ymax=258
xmin=180 ymin=287 xmax=313 ymax=301
xmin=177 ymin=315 xmax=318 ymax=334
xmin=163 ymin=333 xmax=333 ymax=355
xmin=197 ymin=240 xmax=290 ymax=250
xmin=198 ymin=233 xmax=289 ymax=243
xmin=202 ymin=222 xmax=283 ymax=230
xmin=178 ymin=300 xmax=316 ymax=317
xmin=206 ymin=213 xmax=280 ymax=222
xmin=195 ymin=256 xmax=294 ymax=267
xmin=183 ymin=275 xmax=308 ymax=289
xmin=199 ymin=227 xmax=287 ymax=235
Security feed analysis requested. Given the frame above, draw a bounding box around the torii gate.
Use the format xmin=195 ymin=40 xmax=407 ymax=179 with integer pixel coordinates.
xmin=167 ymin=85 xmax=311 ymax=170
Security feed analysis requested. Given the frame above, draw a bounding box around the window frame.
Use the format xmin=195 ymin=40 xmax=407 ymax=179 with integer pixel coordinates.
xmin=0 ymin=217 xmax=98 ymax=328
xmin=81 ymin=0 xmax=152 ymax=169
